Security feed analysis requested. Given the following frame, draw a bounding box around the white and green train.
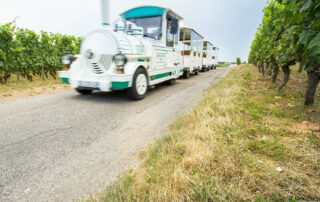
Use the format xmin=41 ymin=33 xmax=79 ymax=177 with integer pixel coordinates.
xmin=59 ymin=0 xmax=219 ymax=100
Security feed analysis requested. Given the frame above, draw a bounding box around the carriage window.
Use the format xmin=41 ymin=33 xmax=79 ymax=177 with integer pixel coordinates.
xmin=167 ymin=19 xmax=173 ymax=47
xmin=207 ymin=44 xmax=213 ymax=58
xmin=181 ymin=41 xmax=191 ymax=55
xmin=184 ymin=30 xmax=191 ymax=41
xmin=203 ymin=42 xmax=207 ymax=58
xmin=167 ymin=18 xmax=173 ymax=47
xmin=203 ymin=51 xmax=207 ymax=58
xmin=166 ymin=16 xmax=179 ymax=47
xmin=175 ymin=31 xmax=179 ymax=45
xmin=180 ymin=30 xmax=184 ymax=41
xmin=127 ymin=16 xmax=162 ymax=40
xmin=191 ymin=32 xmax=201 ymax=57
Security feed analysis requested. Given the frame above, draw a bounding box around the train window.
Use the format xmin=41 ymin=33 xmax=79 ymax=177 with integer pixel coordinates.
xmin=181 ymin=50 xmax=191 ymax=56
xmin=203 ymin=42 xmax=207 ymax=58
xmin=193 ymin=51 xmax=197 ymax=57
xmin=127 ymin=16 xmax=162 ymax=40
xmin=181 ymin=41 xmax=191 ymax=53
xmin=166 ymin=15 xmax=179 ymax=47
xmin=175 ymin=31 xmax=179 ymax=45
xmin=166 ymin=18 xmax=173 ymax=47
xmin=180 ymin=29 xmax=184 ymax=41
xmin=191 ymin=32 xmax=202 ymax=57
xmin=184 ymin=30 xmax=191 ymax=41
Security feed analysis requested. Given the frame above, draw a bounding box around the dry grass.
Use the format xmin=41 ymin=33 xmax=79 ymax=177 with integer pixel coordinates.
xmin=0 ymin=75 xmax=69 ymax=103
xmin=92 ymin=64 xmax=320 ymax=201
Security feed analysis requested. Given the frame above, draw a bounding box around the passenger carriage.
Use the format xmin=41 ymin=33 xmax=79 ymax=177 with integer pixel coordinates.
xmin=212 ymin=46 xmax=220 ymax=69
xmin=179 ymin=27 xmax=204 ymax=78
xmin=202 ymin=40 xmax=214 ymax=70
xmin=59 ymin=1 xmax=184 ymax=100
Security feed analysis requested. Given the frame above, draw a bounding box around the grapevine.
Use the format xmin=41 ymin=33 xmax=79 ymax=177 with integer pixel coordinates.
xmin=0 ymin=22 xmax=82 ymax=83
xmin=249 ymin=0 xmax=320 ymax=105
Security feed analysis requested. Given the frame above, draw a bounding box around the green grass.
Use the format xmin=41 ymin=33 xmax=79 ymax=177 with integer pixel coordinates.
xmin=217 ymin=63 xmax=230 ymax=67
xmin=91 ymin=64 xmax=320 ymax=201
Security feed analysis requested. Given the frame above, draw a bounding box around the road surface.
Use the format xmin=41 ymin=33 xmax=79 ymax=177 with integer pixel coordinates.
xmin=0 ymin=67 xmax=231 ymax=201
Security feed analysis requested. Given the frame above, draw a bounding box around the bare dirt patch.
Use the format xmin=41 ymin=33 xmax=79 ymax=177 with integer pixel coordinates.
xmin=0 ymin=75 xmax=70 ymax=103
xmin=0 ymin=84 xmax=70 ymax=103
xmin=292 ymin=121 xmax=320 ymax=134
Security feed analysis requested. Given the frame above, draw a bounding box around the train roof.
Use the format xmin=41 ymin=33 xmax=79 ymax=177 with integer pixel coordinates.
xmin=204 ymin=40 xmax=213 ymax=46
xmin=120 ymin=6 xmax=183 ymax=20
xmin=180 ymin=27 xmax=204 ymax=39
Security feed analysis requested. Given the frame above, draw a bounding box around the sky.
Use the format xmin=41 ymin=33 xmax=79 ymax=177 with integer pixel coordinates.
xmin=0 ymin=0 xmax=268 ymax=62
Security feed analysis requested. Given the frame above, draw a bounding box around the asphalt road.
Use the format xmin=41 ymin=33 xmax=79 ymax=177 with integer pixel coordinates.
xmin=0 ymin=67 xmax=231 ymax=201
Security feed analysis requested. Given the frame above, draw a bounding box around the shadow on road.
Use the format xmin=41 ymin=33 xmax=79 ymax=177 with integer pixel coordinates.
xmin=70 ymin=90 xmax=129 ymax=103
xmin=68 ymin=72 xmax=204 ymax=104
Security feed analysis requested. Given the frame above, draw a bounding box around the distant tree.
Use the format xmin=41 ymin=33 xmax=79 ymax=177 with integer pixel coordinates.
xmin=236 ymin=57 xmax=241 ymax=65
xmin=243 ymin=61 xmax=247 ymax=64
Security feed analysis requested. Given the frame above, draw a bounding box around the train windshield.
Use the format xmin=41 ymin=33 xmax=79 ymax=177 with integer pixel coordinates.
xmin=126 ymin=16 xmax=162 ymax=40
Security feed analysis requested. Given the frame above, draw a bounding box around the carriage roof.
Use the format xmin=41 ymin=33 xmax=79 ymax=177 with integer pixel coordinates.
xmin=203 ymin=40 xmax=213 ymax=50
xmin=120 ymin=6 xmax=183 ymax=20
xmin=204 ymin=40 xmax=213 ymax=46
xmin=180 ymin=27 xmax=204 ymax=39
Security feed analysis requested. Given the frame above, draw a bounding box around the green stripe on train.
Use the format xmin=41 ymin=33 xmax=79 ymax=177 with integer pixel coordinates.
xmin=61 ymin=78 xmax=69 ymax=84
xmin=112 ymin=81 xmax=129 ymax=89
xmin=150 ymin=72 xmax=172 ymax=80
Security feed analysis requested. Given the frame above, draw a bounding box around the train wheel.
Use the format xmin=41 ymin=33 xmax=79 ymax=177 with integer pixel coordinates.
xmin=167 ymin=79 xmax=176 ymax=85
xmin=183 ymin=70 xmax=190 ymax=79
xmin=127 ymin=68 xmax=148 ymax=100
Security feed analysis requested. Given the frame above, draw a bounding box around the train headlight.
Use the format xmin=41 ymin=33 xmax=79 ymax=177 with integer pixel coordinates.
xmin=113 ymin=53 xmax=127 ymax=67
xmin=61 ymin=53 xmax=74 ymax=66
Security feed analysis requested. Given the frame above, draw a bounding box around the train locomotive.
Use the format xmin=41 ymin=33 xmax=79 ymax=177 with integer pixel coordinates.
xmin=59 ymin=0 xmax=219 ymax=100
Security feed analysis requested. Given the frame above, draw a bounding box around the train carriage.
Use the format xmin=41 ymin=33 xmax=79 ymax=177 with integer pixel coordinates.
xmin=179 ymin=27 xmax=204 ymax=78
xmin=59 ymin=1 xmax=184 ymax=100
xmin=212 ymin=46 xmax=220 ymax=69
xmin=202 ymin=40 xmax=214 ymax=70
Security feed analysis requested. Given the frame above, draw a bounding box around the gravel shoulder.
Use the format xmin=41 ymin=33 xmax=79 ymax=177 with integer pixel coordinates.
xmin=0 ymin=84 xmax=70 ymax=104
xmin=0 ymin=68 xmax=231 ymax=201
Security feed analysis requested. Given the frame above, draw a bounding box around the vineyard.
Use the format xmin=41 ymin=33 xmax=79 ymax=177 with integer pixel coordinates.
xmin=0 ymin=21 xmax=82 ymax=83
xmin=249 ymin=0 xmax=320 ymax=105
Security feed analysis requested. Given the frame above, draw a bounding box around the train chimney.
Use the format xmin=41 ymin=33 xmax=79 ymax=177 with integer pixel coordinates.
xmin=101 ymin=0 xmax=110 ymax=26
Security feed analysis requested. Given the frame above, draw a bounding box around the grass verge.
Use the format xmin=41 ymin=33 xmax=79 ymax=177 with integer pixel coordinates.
xmin=0 ymin=75 xmax=68 ymax=103
xmin=92 ymin=64 xmax=320 ymax=201
xmin=217 ymin=63 xmax=231 ymax=68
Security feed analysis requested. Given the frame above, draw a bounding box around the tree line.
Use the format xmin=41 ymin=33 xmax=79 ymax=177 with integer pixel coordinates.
xmin=248 ymin=0 xmax=320 ymax=105
xmin=0 ymin=22 xmax=82 ymax=83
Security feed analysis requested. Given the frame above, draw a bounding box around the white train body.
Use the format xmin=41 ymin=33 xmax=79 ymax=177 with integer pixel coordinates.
xmin=213 ymin=47 xmax=220 ymax=67
xmin=59 ymin=5 xmax=184 ymax=99
xmin=202 ymin=40 xmax=214 ymax=70
xmin=58 ymin=2 xmax=220 ymax=99
xmin=179 ymin=27 xmax=204 ymax=76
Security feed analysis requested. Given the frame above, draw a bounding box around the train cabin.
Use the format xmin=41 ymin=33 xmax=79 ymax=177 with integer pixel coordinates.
xmin=179 ymin=27 xmax=204 ymax=78
xmin=202 ymin=40 xmax=214 ymax=70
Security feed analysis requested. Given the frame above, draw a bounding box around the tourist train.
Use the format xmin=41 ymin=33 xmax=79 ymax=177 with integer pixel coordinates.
xmin=59 ymin=0 xmax=219 ymax=100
